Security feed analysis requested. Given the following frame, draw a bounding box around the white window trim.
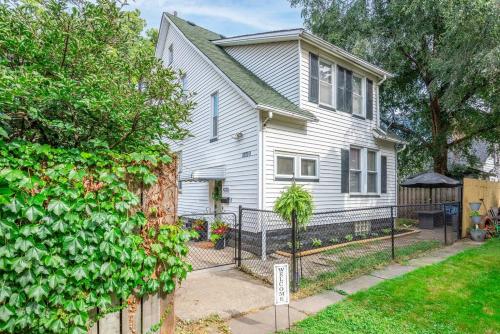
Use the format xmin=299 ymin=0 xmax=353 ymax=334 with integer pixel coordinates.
xmin=352 ymin=74 xmax=366 ymax=118
xmin=210 ymin=91 xmax=219 ymax=140
xmin=318 ymin=58 xmax=334 ymax=108
xmin=349 ymin=147 xmax=363 ymax=194
xmin=275 ymin=152 xmax=320 ymax=181
xmin=367 ymin=149 xmax=379 ymax=194
xmin=299 ymin=156 xmax=320 ymax=179
xmin=349 ymin=147 xmax=380 ymax=194
xmin=275 ymin=154 xmax=296 ymax=179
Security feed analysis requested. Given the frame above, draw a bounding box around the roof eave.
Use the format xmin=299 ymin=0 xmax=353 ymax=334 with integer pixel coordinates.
xmin=212 ymin=29 xmax=303 ymax=46
xmin=300 ymin=31 xmax=393 ymax=79
xmin=373 ymin=129 xmax=406 ymax=145
xmin=257 ymin=104 xmax=317 ymax=122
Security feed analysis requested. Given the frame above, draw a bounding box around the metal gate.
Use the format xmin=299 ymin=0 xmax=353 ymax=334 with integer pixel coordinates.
xmin=179 ymin=212 xmax=238 ymax=270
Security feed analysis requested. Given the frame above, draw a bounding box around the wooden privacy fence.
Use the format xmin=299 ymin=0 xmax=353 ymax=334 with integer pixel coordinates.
xmin=90 ymin=160 xmax=178 ymax=334
xmin=462 ymin=177 xmax=500 ymax=237
xmin=398 ymin=186 xmax=461 ymax=219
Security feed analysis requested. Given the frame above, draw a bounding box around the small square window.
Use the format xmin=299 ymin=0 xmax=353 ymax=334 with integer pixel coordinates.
xmin=300 ymin=158 xmax=318 ymax=178
xmin=355 ymin=221 xmax=371 ymax=236
xmin=277 ymin=156 xmax=294 ymax=177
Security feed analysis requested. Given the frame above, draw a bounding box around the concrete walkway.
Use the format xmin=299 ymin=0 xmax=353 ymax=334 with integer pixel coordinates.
xmin=228 ymin=240 xmax=481 ymax=334
xmin=176 ymin=265 xmax=273 ymax=322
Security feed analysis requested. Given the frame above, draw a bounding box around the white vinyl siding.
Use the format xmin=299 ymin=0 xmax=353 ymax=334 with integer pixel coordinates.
xmin=261 ymin=41 xmax=396 ymax=211
xmin=225 ymin=41 xmax=300 ymax=105
xmin=162 ymin=22 xmax=259 ymax=214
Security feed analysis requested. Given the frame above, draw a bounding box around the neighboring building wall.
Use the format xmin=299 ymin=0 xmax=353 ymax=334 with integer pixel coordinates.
xmin=261 ymin=41 xmax=397 ymax=211
xmin=225 ymin=42 xmax=300 ymax=105
xmin=161 ymin=23 xmax=260 ymax=214
xmin=462 ymin=177 xmax=500 ymax=237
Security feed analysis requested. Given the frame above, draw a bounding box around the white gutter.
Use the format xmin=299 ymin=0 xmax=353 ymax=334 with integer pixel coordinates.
xmin=257 ymin=104 xmax=317 ymax=122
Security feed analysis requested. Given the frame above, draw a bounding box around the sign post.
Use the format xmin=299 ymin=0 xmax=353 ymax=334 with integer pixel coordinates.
xmin=273 ymin=263 xmax=290 ymax=332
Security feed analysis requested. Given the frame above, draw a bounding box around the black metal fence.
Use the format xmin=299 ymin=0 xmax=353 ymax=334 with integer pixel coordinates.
xmin=179 ymin=212 xmax=237 ymax=270
xmin=237 ymin=202 xmax=461 ymax=291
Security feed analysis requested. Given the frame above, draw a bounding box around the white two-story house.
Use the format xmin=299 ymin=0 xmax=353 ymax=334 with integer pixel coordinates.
xmin=155 ymin=13 xmax=403 ymax=216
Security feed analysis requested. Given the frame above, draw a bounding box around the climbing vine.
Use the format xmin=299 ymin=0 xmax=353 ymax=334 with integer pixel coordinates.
xmin=0 ymin=140 xmax=194 ymax=333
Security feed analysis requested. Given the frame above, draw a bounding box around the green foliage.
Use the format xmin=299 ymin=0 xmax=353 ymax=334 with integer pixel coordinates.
xmin=209 ymin=219 xmax=229 ymax=243
xmin=0 ymin=140 xmax=194 ymax=333
xmin=470 ymin=210 xmax=481 ymax=217
xmin=293 ymin=0 xmax=500 ymax=175
xmin=274 ymin=183 xmax=314 ymax=227
xmin=311 ymin=238 xmax=322 ymax=248
xmin=0 ymin=0 xmax=192 ymax=152
xmin=344 ymin=234 xmax=354 ymax=242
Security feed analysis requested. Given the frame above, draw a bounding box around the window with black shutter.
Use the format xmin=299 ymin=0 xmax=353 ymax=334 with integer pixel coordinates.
xmin=381 ymin=156 xmax=387 ymax=193
xmin=341 ymin=149 xmax=350 ymax=193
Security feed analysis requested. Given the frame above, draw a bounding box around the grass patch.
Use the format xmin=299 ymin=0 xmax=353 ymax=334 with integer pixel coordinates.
xmin=175 ymin=314 xmax=230 ymax=334
xmin=296 ymin=240 xmax=440 ymax=298
xmin=287 ymin=239 xmax=500 ymax=334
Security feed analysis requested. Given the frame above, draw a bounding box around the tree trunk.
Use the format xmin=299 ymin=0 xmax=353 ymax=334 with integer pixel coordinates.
xmin=429 ymin=96 xmax=449 ymax=174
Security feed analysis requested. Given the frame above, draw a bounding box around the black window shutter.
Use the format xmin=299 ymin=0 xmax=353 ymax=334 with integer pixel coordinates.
xmin=366 ymin=79 xmax=373 ymax=120
xmin=309 ymin=53 xmax=319 ymax=103
xmin=346 ymin=69 xmax=353 ymax=113
xmin=341 ymin=149 xmax=350 ymax=193
xmin=336 ymin=66 xmax=345 ymax=111
xmin=381 ymin=156 xmax=387 ymax=194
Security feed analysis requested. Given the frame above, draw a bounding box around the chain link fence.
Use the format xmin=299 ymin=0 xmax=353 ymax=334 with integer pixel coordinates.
xmin=179 ymin=212 xmax=237 ymax=270
xmin=237 ymin=202 xmax=461 ymax=291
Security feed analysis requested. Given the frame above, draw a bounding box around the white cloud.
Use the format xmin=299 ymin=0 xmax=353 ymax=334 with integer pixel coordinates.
xmin=128 ymin=0 xmax=302 ymax=32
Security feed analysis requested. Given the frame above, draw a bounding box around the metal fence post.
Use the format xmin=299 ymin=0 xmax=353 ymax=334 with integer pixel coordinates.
xmin=391 ymin=206 xmax=395 ymax=260
xmin=291 ymin=209 xmax=298 ymax=292
xmin=238 ymin=205 xmax=242 ymax=268
xmin=443 ymin=204 xmax=447 ymax=245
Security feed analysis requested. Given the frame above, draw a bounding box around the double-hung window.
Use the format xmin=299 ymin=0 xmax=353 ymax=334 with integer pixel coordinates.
xmin=211 ymin=92 xmax=219 ymax=139
xmin=276 ymin=153 xmax=319 ymax=181
xmin=367 ymin=150 xmax=378 ymax=193
xmin=319 ymin=61 xmax=333 ymax=106
xmin=181 ymin=74 xmax=188 ymax=103
xmin=352 ymin=75 xmax=364 ymax=117
xmin=349 ymin=147 xmax=362 ymax=193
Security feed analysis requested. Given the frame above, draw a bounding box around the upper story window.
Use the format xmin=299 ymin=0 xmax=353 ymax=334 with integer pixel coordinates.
xmin=211 ymin=92 xmax=219 ymax=140
xmin=275 ymin=152 xmax=319 ymax=181
xmin=319 ymin=61 xmax=333 ymax=106
xmin=309 ymin=53 xmax=374 ymax=120
xmin=352 ymin=75 xmax=364 ymax=117
xmin=168 ymin=44 xmax=173 ymax=65
xmin=181 ymin=74 xmax=188 ymax=103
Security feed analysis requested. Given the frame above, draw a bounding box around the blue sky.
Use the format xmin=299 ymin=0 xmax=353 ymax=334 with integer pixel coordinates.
xmin=127 ymin=0 xmax=304 ymax=36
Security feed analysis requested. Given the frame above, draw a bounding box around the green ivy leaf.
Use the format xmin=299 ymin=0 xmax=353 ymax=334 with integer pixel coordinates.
xmin=28 ymin=284 xmax=48 ymax=302
xmin=24 ymin=206 xmax=42 ymax=222
xmin=0 ymin=305 xmax=13 ymax=322
xmin=49 ymin=318 xmax=65 ymax=333
xmin=70 ymin=326 xmax=88 ymax=334
xmin=47 ymin=199 xmax=70 ymax=216
xmin=0 ymin=285 xmax=11 ymax=303
xmin=5 ymin=198 xmax=23 ymax=213
xmin=73 ymin=266 xmax=87 ymax=280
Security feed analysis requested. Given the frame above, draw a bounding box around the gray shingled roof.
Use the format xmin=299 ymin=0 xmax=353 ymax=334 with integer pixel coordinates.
xmin=166 ymin=13 xmax=316 ymax=120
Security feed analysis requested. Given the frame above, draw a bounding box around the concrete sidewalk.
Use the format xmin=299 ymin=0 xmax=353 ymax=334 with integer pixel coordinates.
xmin=228 ymin=240 xmax=480 ymax=334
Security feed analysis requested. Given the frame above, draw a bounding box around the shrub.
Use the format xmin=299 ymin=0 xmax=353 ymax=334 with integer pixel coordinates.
xmin=209 ymin=220 xmax=229 ymax=243
xmin=0 ymin=141 xmax=194 ymax=333
xmin=274 ymin=183 xmax=314 ymax=227
xmin=311 ymin=238 xmax=322 ymax=248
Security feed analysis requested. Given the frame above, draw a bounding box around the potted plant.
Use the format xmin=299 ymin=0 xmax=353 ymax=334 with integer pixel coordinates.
xmin=192 ymin=219 xmax=207 ymax=241
xmin=469 ymin=202 xmax=481 ymax=211
xmin=469 ymin=211 xmax=482 ymax=225
xmin=210 ymin=219 xmax=230 ymax=250
xmin=469 ymin=211 xmax=486 ymax=242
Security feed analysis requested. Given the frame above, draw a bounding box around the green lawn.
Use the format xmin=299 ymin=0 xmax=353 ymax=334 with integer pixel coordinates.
xmin=297 ymin=240 xmax=441 ymax=298
xmin=288 ymin=239 xmax=500 ymax=334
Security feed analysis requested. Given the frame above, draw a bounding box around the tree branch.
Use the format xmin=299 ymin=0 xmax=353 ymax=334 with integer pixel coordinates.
xmin=447 ymin=124 xmax=500 ymax=148
xmin=387 ymin=121 xmax=432 ymax=147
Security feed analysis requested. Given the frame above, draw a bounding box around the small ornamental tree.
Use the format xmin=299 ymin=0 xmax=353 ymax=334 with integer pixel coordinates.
xmin=273 ymin=183 xmax=314 ymax=227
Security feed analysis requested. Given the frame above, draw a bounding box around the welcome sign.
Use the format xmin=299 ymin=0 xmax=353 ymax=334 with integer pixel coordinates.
xmin=274 ymin=263 xmax=290 ymax=305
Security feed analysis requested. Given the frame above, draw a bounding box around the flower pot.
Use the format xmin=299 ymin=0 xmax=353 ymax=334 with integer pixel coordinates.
xmin=470 ymin=215 xmax=481 ymax=224
xmin=214 ymin=237 xmax=225 ymax=250
xmin=470 ymin=228 xmax=486 ymax=242
xmin=469 ymin=202 xmax=481 ymax=211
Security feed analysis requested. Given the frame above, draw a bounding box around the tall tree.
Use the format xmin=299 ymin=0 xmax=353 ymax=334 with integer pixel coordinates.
xmin=0 ymin=0 xmax=191 ymax=152
xmin=291 ymin=0 xmax=499 ymax=176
